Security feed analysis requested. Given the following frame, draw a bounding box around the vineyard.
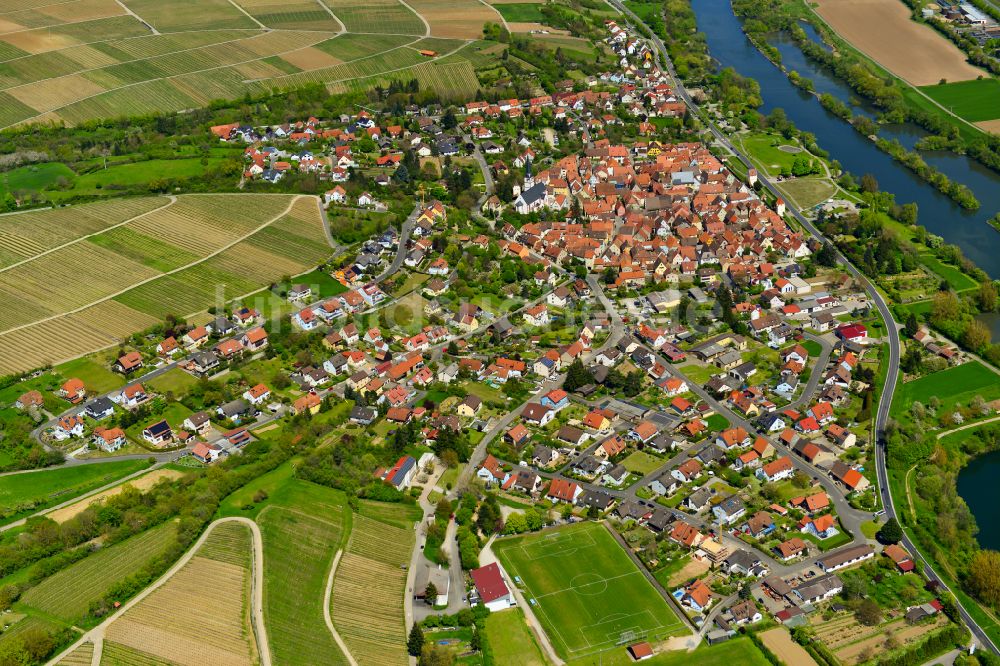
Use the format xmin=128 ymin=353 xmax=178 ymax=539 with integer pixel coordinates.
xmin=104 ymin=521 xmax=257 ymax=666
xmin=331 ymin=509 xmax=418 ymax=666
xmin=54 ymin=641 xmax=94 ymax=665
xmin=0 ymin=194 xmax=330 ymax=375
xmin=0 ymin=196 xmax=167 ymax=269
xmin=100 ymin=641 xmax=178 ymax=665
xmin=20 ymin=521 xmax=177 ymax=624
xmin=258 ymin=481 xmax=348 ymax=666
xmin=320 ymin=0 xmax=426 ymax=34
xmin=0 ymin=0 xmax=493 ymax=128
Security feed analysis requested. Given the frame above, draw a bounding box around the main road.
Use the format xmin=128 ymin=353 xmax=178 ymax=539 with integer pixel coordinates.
xmin=611 ymin=0 xmax=994 ymax=652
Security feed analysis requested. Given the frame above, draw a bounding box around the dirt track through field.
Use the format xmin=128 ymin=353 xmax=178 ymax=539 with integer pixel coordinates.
xmin=813 ymin=0 xmax=984 ymax=86
xmin=45 ymin=469 xmax=184 ymax=523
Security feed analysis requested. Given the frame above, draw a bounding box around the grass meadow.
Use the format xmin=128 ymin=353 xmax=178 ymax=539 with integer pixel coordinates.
xmin=0 ymin=459 xmax=150 ymax=525
xmin=892 ymin=361 xmax=1000 ymax=421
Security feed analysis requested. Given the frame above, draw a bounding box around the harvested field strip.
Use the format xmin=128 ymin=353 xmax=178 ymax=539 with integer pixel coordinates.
xmin=0 ymin=196 xmax=165 ymax=268
xmin=55 ymin=641 xmax=94 ymax=665
xmin=260 ymin=500 xmax=347 ymax=665
xmin=812 ymin=0 xmax=985 ymax=86
xmin=20 ymin=520 xmax=177 ymax=623
xmin=331 ymin=508 xmax=415 ymax=666
xmin=401 ymin=0 xmax=497 ymax=38
xmin=101 ymin=641 xmax=178 ymax=665
xmin=105 ymin=522 xmax=256 ymax=666
xmin=125 ymin=195 xmax=290 ymax=255
xmin=0 ymin=242 xmax=159 ymax=330
xmin=245 ymin=224 xmax=331 ymax=262
xmin=49 ymin=77 xmax=201 ymax=126
xmin=263 ymin=46 xmax=427 ymax=89
xmin=320 ymin=0 xmax=425 ymax=34
xmin=46 ymin=469 xmax=185 ymax=524
xmin=0 ymin=90 xmax=41 ymax=126
xmin=321 ymin=49 xmax=481 ymax=97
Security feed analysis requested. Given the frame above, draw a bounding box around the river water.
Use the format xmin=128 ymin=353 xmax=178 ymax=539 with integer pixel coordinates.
xmin=958 ymin=449 xmax=1000 ymax=550
xmin=690 ymin=0 xmax=1000 ymax=277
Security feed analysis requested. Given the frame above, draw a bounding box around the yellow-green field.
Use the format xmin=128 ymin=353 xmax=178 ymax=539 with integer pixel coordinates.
xmin=0 ymin=194 xmax=331 ymax=375
xmin=0 ymin=0 xmax=491 ymax=128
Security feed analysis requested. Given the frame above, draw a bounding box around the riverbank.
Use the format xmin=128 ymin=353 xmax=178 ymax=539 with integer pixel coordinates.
xmin=737 ymin=21 xmax=983 ymax=211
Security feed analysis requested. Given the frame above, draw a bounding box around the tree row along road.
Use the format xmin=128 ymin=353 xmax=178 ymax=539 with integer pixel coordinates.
xmin=610 ymin=0 xmax=995 ymax=652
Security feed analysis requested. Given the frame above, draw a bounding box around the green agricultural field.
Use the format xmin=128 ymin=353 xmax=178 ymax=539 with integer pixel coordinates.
xmin=920 ymin=78 xmax=1000 ymax=122
xmin=0 ymin=459 xmax=150 ymax=525
xmin=258 ymin=479 xmax=349 ymax=666
xmin=19 ymin=520 xmax=177 ymax=624
xmin=494 ymin=522 xmax=686 ymax=660
xmin=892 ymin=361 xmax=1000 ymax=420
xmin=485 ymin=609 xmax=547 ymax=666
xmin=494 ymin=2 xmax=546 ymax=21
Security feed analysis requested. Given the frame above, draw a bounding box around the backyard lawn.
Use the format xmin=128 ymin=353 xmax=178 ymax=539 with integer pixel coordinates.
xmin=622 ymin=451 xmax=664 ymax=476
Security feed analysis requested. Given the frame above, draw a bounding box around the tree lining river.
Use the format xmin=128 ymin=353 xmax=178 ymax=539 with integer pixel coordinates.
xmin=690 ymin=0 xmax=1000 ymax=277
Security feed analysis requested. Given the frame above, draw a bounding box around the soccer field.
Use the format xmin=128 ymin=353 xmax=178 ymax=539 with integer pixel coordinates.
xmin=493 ymin=522 xmax=686 ymax=659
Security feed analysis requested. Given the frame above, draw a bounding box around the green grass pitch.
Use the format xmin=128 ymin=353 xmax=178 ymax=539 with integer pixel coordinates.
xmin=493 ymin=521 xmax=686 ymax=660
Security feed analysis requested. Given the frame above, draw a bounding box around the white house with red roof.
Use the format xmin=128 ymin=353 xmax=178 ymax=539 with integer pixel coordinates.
xmin=470 ymin=563 xmax=513 ymax=612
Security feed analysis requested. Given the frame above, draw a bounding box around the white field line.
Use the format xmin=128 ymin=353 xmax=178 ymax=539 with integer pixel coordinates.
xmin=0 ymin=195 xmax=175 ymax=275
xmin=0 ymin=195 xmax=304 ymax=336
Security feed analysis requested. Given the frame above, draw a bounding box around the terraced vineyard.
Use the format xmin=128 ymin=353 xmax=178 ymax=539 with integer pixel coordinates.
xmin=19 ymin=521 xmax=177 ymax=624
xmin=0 ymin=194 xmax=331 ymax=375
xmin=0 ymin=0 xmax=491 ymax=128
xmin=331 ymin=504 xmax=420 ymax=666
xmin=104 ymin=521 xmax=257 ymax=666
